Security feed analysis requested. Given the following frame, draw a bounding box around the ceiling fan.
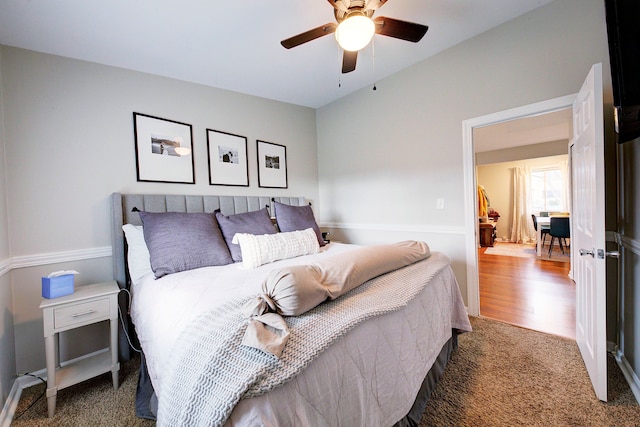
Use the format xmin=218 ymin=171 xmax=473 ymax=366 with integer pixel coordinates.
xmin=281 ymin=0 xmax=429 ymax=74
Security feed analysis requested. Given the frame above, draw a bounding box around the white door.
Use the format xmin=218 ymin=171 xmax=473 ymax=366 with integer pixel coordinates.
xmin=572 ymin=63 xmax=607 ymax=401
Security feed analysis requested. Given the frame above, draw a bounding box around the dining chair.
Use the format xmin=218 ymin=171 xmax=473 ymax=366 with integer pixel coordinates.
xmin=548 ymin=216 xmax=570 ymax=257
xmin=531 ymin=214 xmax=550 ymax=247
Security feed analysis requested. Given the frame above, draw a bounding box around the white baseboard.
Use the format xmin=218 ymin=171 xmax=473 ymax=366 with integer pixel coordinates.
xmin=615 ymin=349 xmax=640 ymax=404
xmin=0 ymin=377 xmax=21 ymax=427
xmin=0 ymin=349 xmax=108 ymax=426
xmin=0 ymin=371 xmax=43 ymax=427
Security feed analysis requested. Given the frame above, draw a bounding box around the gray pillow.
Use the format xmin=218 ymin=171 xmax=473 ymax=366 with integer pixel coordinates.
xmin=139 ymin=211 xmax=232 ymax=278
xmin=215 ymin=208 xmax=277 ymax=262
xmin=273 ymin=201 xmax=325 ymax=247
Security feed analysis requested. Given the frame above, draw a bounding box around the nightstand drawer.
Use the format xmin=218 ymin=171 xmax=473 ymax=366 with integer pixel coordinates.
xmin=54 ymin=298 xmax=110 ymax=329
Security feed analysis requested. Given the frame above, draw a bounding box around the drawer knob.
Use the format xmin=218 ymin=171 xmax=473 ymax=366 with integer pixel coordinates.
xmin=71 ymin=309 xmax=97 ymax=318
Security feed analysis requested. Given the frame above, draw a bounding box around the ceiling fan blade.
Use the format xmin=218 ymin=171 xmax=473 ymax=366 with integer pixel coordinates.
xmin=281 ymin=23 xmax=338 ymax=49
xmin=342 ymin=50 xmax=358 ymax=73
xmin=373 ymin=16 xmax=428 ymax=42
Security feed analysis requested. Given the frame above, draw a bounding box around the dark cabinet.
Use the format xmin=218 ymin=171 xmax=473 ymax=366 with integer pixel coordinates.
xmin=479 ymin=223 xmax=496 ymax=247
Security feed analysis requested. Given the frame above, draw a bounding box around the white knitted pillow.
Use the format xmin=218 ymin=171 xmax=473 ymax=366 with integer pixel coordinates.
xmin=232 ymin=228 xmax=320 ymax=269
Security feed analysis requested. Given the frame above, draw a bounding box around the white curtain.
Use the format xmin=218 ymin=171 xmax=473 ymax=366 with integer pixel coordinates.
xmin=510 ymin=166 xmax=536 ymax=244
xmin=561 ymin=159 xmax=570 ymax=213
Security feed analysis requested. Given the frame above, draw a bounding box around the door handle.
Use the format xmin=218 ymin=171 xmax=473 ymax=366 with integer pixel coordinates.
xmin=605 ymin=250 xmax=619 ymax=259
xmin=579 ymin=248 xmax=595 ymax=257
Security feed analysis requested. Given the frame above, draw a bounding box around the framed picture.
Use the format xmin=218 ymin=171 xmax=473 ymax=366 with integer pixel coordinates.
xmin=133 ymin=112 xmax=195 ymax=184
xmin=257 ymin=140 xmax=288 ymax=188
xmin=206 ymin=129 xmax=249 ymax=186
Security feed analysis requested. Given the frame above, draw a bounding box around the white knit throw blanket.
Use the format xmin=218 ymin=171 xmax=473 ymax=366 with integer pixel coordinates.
xmin=157 ymin=252 xmax=451 ymax=427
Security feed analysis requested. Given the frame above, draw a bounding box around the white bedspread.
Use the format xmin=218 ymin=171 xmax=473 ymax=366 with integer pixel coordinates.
xmin=130 ymin=243 xmax=471 ymax=426
xmin=132 ymin=243 xmax=354 ymax=395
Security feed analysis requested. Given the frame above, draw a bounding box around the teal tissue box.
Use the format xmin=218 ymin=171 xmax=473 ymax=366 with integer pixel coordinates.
xmin=42 ymin=274 xmax=75 ymax=298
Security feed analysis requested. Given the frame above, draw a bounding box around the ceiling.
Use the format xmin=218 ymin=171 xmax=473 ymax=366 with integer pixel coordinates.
xmin=0 ymin=0 xmax=554 ymax=108
xmin=473 ymin=108 xmax=573 ymax=153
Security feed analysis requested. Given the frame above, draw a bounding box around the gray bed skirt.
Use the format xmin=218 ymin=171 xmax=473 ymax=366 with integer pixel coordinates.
xmin=135 ymin=330 xmax=459 ymax=424
xmin=392 ymin=331 xmax=459 ymax=427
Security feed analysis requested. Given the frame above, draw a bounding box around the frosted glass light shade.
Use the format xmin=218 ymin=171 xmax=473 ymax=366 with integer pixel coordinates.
xmin=335 ymin=15 xmax=375 ymax=51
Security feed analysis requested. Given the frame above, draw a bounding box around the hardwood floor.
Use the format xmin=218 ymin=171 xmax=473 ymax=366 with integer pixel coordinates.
xmin=479 ymin=245 xmax=576 ymax=339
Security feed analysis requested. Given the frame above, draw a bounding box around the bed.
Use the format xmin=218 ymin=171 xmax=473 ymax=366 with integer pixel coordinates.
xmin=110 ymin=192 xmax=472 ymax=426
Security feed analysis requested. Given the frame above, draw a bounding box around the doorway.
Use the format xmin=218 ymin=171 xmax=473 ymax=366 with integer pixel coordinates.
xmin=462 ymin=95 xmax=577 ymax=335
xmin=475 ymin=118 xmax=574 ymax=338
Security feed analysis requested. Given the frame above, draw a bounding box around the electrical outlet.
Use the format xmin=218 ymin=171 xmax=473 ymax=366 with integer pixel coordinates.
xmin=436 ymin=198 xmax=445 ymax=210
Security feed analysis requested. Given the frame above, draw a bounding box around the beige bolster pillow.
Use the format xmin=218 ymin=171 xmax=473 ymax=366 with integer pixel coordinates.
xmin=256 ymin=240 xmax=431 ymax=317
xmin=241 ymin=240 xmax=431 ymax=357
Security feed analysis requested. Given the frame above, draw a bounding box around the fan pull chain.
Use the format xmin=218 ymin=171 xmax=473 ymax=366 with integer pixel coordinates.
xmin=372 ymin=37 xmax=377 ymax=91
xmin=338 ymin=45 xmax=342 ymax=88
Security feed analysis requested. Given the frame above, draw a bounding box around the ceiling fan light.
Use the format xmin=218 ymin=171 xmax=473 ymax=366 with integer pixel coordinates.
xmin=335 ymin=15 xmax=375 ymax=51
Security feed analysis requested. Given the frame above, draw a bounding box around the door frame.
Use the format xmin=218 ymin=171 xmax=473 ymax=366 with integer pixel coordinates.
xmin=462 ymin=94 xmax=577 ymax=316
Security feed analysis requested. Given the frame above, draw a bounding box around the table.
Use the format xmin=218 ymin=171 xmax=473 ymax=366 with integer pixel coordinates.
xmin=40 ymin=281 xmax=120 ymax=417
xmin=535 ymin=216 xmax=550 ymax=256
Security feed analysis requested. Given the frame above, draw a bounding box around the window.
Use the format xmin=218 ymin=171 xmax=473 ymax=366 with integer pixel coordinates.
xmin=530 ymin=168 xmax=564 ymax=213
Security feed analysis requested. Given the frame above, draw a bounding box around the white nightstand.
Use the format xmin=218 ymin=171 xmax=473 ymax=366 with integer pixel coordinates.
xmin=39 ymin=281 xmax=120 ymax=417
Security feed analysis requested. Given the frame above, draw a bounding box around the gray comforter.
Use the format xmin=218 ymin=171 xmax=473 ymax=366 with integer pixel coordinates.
xmin=157 ymin=251 xmax=468 ymax=427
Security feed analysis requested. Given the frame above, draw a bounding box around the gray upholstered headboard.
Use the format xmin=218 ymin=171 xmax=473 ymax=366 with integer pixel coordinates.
xmin=110 ymin=192 xmax=305 ymax=360
xmin=110 ymin=193 xmax=306 ymax=290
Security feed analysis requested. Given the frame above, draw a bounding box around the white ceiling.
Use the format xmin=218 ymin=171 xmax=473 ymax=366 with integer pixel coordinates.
xmin=0 ymin=0 xmax=554 ymax=108
xmin=473 ymin=108 xmax=573 ymax=153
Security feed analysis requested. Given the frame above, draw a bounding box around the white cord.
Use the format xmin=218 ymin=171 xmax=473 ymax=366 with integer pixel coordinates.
xmin=118 ymin=288 xmax=142 ymax=353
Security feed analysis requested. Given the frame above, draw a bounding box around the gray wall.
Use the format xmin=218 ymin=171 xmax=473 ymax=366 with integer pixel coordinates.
xmin=0 ymin=46 xmax=319 ymax=374
xmin=316 ymin=0 xmax=638 ymax=395
xmin=0 ymin=0 xmax=638 ymax=403
xmin=475 ymin=140 xmax=569 ymax=166
xmin=0 ymin=47 xmax=16 ymax=403
xmin=316 ymin=0 xmax=613 ymax=300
